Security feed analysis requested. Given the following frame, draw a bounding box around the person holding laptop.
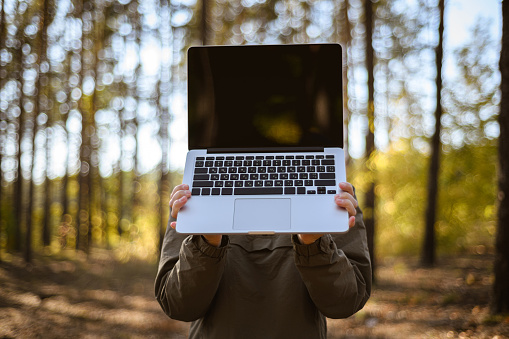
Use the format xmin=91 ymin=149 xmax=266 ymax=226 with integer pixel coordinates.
xmin=155 ymin=180 xmax=371 ymax=338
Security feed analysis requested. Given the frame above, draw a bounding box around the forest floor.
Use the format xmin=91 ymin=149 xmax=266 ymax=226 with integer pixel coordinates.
xmin=0 ymin=250 xmax=508 ymax=339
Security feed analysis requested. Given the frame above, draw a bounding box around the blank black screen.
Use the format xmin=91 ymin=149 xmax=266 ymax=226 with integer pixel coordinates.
xmin=187 ymin=44 xmax=343 ymax=150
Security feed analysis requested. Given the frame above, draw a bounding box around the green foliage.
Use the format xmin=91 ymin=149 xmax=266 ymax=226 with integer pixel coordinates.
xmin=438 ymin=142 xmax=498 ymax=253
xmin=349 ymin=139 xmax=497 ymax=258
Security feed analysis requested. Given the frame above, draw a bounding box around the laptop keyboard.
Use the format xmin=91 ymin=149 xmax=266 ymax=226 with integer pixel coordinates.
xmin=190 ymin=154 xmax=337 ymax=196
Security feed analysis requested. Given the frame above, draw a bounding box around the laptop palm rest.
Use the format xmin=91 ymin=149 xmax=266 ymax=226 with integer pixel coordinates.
xmin=233 ymin=199 xmax=291 ymax=231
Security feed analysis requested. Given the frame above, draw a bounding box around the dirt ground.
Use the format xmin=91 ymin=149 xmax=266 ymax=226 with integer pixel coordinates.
xmin=0 ymin=250 xmax=508 ymax=339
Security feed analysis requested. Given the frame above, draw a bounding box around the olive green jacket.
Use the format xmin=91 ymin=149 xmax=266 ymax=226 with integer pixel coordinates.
xmin=155 ymin=206 xmax=371 ymax=339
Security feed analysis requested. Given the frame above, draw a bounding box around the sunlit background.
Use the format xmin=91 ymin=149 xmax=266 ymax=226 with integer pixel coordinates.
xmin=0 ymin=0 xmax=502 ymax=261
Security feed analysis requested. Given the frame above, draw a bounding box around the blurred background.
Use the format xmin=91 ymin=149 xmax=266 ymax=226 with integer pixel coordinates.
xmin=0 ymin=0 xmax=501 ymax=262
xmin=0 ymin=0 xmax=507 ymax=337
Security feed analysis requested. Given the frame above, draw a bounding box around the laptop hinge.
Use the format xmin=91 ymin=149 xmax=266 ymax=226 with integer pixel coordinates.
xmin=207 ymin=147 xmax=325 ymax=154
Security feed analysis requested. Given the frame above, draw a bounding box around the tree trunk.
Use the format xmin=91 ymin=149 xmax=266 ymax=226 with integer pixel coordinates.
xmin=492 ymin=0 xmax=509 ymax=315
xmin=422 ymin=0 xmax=444 ymax=267
xmin=39 ymin=0 xmax=51 ymax=248
xmin=364 ymin=0 xmax=376 ymax=281
xmin=201 ymin=0 xmax=208 ymax=45
xmin=0 ymin=0 xmax=6 ymax=262
xmin=14 ymin=13 xmax=25 ymax=253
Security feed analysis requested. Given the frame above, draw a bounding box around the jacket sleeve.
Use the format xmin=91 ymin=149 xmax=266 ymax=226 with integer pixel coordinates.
xmin=292 ymin=205 xmax=372 ymax=319
xmin=154 ymin=218 xmax=228 ymax=322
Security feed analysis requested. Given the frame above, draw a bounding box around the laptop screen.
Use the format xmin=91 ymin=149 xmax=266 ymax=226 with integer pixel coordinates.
xmin=187 ymin=44 xmax=343 ymax=150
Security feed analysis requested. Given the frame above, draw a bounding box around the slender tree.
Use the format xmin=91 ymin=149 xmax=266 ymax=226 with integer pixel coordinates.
xmin=26 ymin=0 xmax=53 ymax=261
xmin=158 ymin=0 xmax=172 ymax=251
xmin=493 ymin=0 xmax=509 ymax=315
xmin=364 ymin=0 xmax=376 ymax=280
xmin=422 ymin=0 xmax=444 ymax=267
xmin=201 ymin=0 xmax=211 ymax=45
xmin=14 ymin=0 xmax=25 ymax=253
xmin=0 ymin=0 xmax=6 ymax=262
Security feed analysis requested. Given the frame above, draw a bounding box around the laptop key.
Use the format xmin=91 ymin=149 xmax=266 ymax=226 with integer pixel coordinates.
xmin=194 ymin=174 xmax=209 ymax=180
xmin=212 ymin=188 xmax=221 ymax=195
xmin=202 ymin=188 xmax=211 ymax=195
xmin=319 ymin=173 xmax=336 ymax=179
xmin=222 ymin=188 xmax=233 ymax=195
xmin=297 ymin=187 xmax=306 ymax=194
xmin=307 ymin=190 xmax=316 ymax=194
xmin=314 ymin=179 xmax=336 ymax=186
xmin=284 ymin=187 xmax=296 ymax=194
xmin=192 ymin=188 xmax=201 ymax=195
xmin=195 ymin=168 xmax=208 ymax=173
xmin=234 ymin=187 xmax=283 ymax=195
xmin=193 ymin=180 xmax=214 ymax=188
xmin=327 ymin=190 xmax=337 ymax=194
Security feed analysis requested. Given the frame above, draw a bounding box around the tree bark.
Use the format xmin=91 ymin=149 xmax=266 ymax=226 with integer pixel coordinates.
xmin=492 ymin=0 xmax=509 ymax=315
xmin=422 ymin=0 xmax=444 ymax=267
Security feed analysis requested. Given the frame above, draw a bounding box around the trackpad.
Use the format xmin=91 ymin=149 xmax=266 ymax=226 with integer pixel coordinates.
xmin=233 ymin=199 xmax=291 ymax=230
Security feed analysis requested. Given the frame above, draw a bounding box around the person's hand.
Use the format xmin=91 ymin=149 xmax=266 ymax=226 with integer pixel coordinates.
xmin=297 ymin=182 xmax=358 ymax=245
xmin=169 ymin=184 xmax=223 ymax=247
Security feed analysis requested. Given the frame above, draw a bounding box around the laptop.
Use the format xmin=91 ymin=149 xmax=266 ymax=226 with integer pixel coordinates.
xmin=176 ymin=43 xmax=349 ymax=235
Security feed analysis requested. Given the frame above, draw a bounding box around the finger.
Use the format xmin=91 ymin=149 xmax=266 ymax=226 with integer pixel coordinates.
xmin=335 ymin=195 xmax=357 ymax=217
xmin=170 ymin=221 xmax=177 ymax=229
xmin=348 ymin=216 xmax=356 ymax=228
xmin=339 ymin=182 xmax=354 ymax=196
xmin=169 ymin=189 xmax=191 ymax=210
xmin=170 ymin=184 xmax=189 ymax=200
xmin=171 ymin=195 xmax=189 ymax=218
xmin=337 ymin=191 xmax=358 ymax=209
